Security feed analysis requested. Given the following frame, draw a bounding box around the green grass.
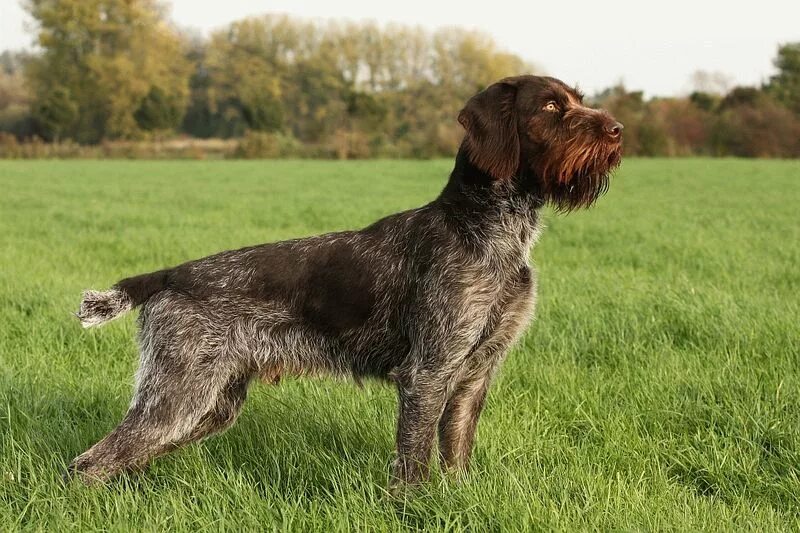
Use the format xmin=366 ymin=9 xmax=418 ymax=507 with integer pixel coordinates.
xmin=1 ymin=158 xmax=799 ymax=531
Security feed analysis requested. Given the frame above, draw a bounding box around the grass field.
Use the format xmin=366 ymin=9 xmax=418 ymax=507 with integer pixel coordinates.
xmin=1 ymin=158 xmax=799 ymax=530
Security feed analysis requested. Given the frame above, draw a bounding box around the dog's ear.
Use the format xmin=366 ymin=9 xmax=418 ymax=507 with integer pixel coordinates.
xmin=458 ymin=78 xmax=521 ymax=180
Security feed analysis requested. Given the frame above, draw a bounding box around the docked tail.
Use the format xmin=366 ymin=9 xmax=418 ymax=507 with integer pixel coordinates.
xmin=76 ymin=269 xmax=171 ymax=328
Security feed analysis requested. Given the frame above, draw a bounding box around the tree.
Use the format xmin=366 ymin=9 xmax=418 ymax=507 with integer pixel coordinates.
xmin=19 ymin=9 xmax=542 ymax=152
xmin=689 ymin=91 xmax=718 ymax=112
xmin=24 ymin=0 xmax=190 ymax=142
xmin=0 ymin=51 xmax=34 ymax=136
xmin=709 ymin=86 xmax=800 ymax=157
xmin=649 ymin=98 xmax=711 ymax=155
xmin=135 ymin=86 xmax=185 ymax=133
xmin=204 ymin=16 xmax=296 ymax=135
xmin=33 ymin=86 xmax=77 ymax=141
xmin=767 ymin=42 xmax=800 ymax=115
xmin=689 ymin=70 xmax=732 ymax=95
xmin=0 ymin=50 xmax=33 ymax=76
xmin=178 ymin=31 xmax=217 ymax=138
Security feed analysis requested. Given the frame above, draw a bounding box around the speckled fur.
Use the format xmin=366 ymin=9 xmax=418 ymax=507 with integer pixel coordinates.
xmin=67 ymin=75 xmax=622 ymax=488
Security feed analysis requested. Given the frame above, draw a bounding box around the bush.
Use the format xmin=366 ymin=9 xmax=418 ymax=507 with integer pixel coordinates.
xmin=711 ymin=93 xmax=800 ymax=157
xmin=0 ymin=132 xmax=20 ymax=158
xmin=0 ymin=137 xmax=238 ymax=159
xmin=232 ymin=131 xmax=302 ymax=159
xmin=32 ymin=86 xmax=78 ymax=141
xmin=329 ymin=129 xmax=372 ymax=159
xmin=135 ymin=86 xmax=185 ymax=133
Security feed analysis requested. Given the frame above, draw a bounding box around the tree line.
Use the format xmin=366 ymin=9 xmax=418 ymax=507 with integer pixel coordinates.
xmin=1 ymin=0 xmax=798 ymax=158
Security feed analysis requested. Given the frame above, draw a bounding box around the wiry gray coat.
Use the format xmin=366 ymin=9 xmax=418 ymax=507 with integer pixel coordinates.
xmin=69 ymin=75 xmax=622 ymax=488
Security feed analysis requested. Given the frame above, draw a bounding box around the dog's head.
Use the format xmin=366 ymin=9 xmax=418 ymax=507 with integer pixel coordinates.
xmin=458 ymin=75 xmax=623 ymax=210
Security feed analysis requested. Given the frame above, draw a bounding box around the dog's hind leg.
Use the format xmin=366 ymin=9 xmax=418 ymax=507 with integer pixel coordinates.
xmin=66 ymin=354 xmax=248 ymax=484
xmin=67 ymin=302 xmax=255 ymax=484
xmin=171 ymin=372 xmax=250 ymax=447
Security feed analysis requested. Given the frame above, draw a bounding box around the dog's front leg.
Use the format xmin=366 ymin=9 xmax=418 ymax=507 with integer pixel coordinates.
xmin=391 ymin=366 xmax=451 ymax=490
xmin=438 ymin=267 xmax=536 ymax=473
xmin=390 ymin=344 xmax=463 ymax=489
xmin=438 ymin=368 xmax=493 ymax=472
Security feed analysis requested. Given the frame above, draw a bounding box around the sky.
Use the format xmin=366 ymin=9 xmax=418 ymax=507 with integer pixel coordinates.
xmin=1 ymin=0 xmax=798 ymax=97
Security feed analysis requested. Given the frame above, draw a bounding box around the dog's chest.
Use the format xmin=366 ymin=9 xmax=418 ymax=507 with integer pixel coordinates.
xmin=452 ymin=249 xmax=535 ymax=323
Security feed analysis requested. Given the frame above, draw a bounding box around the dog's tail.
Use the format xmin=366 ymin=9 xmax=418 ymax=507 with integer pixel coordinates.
xmin=76 ymin=269 xmax=171 ymax=328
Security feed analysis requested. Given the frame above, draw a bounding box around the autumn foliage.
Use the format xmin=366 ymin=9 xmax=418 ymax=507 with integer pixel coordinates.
xmin=0 ymin=2 xmax=798 ymax=158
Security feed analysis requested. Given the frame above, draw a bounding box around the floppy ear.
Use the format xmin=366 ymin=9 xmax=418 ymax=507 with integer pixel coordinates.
xmin=457 ymin=78 xmax=521 ymax=180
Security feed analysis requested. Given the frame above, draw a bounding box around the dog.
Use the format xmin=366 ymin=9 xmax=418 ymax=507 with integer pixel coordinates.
xmin=69 ymin=75 xmax=622 ymax=488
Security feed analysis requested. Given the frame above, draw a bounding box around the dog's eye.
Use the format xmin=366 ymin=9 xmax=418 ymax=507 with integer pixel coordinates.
xmin=543 ymin=101 xmax=559 ymax=112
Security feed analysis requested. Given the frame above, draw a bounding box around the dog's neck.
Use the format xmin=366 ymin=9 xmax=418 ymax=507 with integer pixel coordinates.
xmin=437 ymin=147 xmax=543 ymax=263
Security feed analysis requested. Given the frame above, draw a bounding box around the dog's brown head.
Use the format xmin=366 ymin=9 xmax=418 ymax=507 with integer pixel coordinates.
xmin=458 ymin=75 xmax=623 ymax=211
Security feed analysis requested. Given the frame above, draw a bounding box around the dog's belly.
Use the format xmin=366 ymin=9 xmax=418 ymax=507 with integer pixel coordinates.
xmin=241 ymin=300 xmax=409 ymax=382
xmin=252 ymin=321 xmax=410 ymax=383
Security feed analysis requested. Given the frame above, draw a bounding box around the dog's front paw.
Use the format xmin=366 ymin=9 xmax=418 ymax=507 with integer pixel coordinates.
xmin=387 ymin=457 xmax=429 ymax=498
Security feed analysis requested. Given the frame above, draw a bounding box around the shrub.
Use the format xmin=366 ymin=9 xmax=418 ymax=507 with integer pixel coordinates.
xmin=0 ymin=132 xmax=20 ymax=158
xmin=232 ymin=131 xmax=302 ymax=159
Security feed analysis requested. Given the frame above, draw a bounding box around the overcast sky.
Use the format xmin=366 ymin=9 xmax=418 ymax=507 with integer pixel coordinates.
xmin=1 ymin=0 xmax=798 ymax=97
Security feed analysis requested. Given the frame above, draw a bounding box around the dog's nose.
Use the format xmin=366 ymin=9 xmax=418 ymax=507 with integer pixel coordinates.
xmin=605 ymin=121 xmax=624 ymax=138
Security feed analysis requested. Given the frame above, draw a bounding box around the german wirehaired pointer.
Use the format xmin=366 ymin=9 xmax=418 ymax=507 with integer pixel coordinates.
xmin=69 ymin=75 xmax=623 ymax=488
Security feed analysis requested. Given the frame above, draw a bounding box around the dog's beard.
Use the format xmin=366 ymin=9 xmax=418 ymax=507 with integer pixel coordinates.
xmin=537 ymin=138 xmax=622 ymax=212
